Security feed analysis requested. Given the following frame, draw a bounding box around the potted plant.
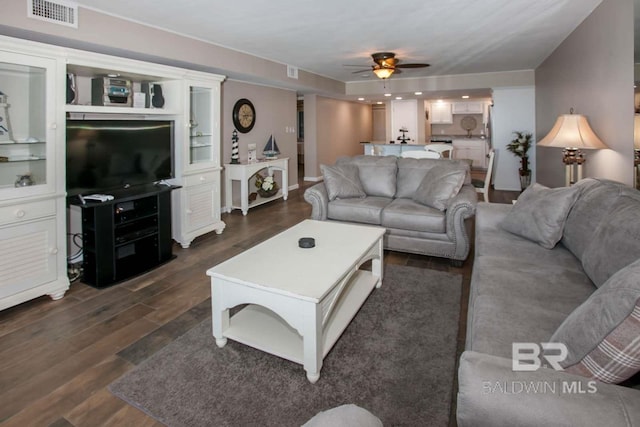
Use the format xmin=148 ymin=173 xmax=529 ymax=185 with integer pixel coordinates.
xmin=506 ymin=131 xmax=533 ymax=190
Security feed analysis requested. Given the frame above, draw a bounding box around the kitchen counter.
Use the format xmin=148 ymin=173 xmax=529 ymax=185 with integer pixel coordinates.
xmin=362 ymin=139 xmax=490 ymax=168
xmin=361 ymin=142 xmax=427 ymax=156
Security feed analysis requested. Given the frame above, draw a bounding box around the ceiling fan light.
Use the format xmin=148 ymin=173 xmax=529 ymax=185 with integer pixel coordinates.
xmin=373 ymin=68 xmax=394 ymax=79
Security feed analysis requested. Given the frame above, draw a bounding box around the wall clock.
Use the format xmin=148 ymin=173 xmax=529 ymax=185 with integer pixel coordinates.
xmin=232 ymin=98 xmax=256 ymax=133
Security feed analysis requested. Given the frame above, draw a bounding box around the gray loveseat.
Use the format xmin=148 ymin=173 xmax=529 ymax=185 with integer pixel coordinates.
xmin=303 ymin=155 xmax=477 ymax=264
xmin=457 ymin=178 xmax=640 ymax=426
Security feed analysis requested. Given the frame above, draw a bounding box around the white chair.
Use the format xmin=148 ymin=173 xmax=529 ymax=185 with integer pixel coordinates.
xmin=400 ymin=150 xmax=441 ymax=159
xmin=472 ymin=149 xmax=496 ymax=203
xmin=425 ymin=143 xmax=453 ymax=158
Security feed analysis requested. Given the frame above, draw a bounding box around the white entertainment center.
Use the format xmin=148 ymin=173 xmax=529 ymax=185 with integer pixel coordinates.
xmin=0 ymin=35 xmax=226 ymax=309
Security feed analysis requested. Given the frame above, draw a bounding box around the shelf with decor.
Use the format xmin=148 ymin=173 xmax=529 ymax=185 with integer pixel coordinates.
xmin=224 ymin=158 xmax=289 ymax=216
xmin=65 ymin=56 xmax=184 ymax=116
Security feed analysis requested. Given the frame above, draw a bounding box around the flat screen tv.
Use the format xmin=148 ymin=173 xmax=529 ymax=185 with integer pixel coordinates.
xmin=66 ymin=119 xmax=174 ymax=197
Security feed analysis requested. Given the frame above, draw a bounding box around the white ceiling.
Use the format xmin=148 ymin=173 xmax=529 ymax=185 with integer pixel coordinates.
xmin=73 ymin=0 xmax=603 ymax=85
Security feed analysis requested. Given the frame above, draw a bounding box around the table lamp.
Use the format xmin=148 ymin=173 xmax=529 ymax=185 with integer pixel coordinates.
xmin=537 ymin=109 xmax=608 ymax=186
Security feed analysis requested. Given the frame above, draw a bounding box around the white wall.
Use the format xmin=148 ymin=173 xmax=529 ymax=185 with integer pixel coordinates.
xmin=303 ymin=95 xmax=372 ymax=180
xmin=221 ymin=80 xmax=298 ymax=202
xmin=535 ymin=0 xmax=633 ymax=187
xmin=491 ymin=86 xmax=536 ymax=191
xmin=391 ymin=100 xmax=418 ymax=143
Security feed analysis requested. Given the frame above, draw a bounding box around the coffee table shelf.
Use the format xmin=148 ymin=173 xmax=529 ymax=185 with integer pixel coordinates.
xmin=225 ymin=270 xmax=378 ymax=365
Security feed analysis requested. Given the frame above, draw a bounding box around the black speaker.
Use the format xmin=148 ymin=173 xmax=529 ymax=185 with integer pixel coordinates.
xmin=151 ymin=84 xmax=164 ymax=108
xmin=141 ymin=83 xmax=165 ymax=108
xmin=66 ymin=73 xmax=76 ymax=104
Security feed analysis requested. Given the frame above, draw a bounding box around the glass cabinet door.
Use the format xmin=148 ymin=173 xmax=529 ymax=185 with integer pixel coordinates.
xmin=188 ymin=84 xmax=215 ymax=167
xmin=0 ymin=53 xmax=55 ymax=195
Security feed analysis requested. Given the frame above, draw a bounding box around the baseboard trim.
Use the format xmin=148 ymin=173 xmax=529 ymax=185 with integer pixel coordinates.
xmin=304 ymin=176 xmax=323 ymax=182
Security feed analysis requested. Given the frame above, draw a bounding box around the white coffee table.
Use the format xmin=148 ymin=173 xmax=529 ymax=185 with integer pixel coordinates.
xmin=206 ymin=219 xmax=385 ymax=383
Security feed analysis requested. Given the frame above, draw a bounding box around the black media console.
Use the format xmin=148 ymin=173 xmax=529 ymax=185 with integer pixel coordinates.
xmin=69 ymin=185 xmax=178 ymax=288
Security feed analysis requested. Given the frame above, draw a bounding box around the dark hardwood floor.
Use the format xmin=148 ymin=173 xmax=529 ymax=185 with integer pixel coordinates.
xmin=0 ymin=168 xmax=518 ymax=427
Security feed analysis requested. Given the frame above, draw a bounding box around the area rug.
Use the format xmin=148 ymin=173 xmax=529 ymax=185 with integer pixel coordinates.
xmin=109 ymin=264 xmax=462 ymax=426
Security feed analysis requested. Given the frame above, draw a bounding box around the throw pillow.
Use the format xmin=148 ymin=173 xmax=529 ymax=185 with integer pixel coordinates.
xmin=412 ymin=164 xmax=466 ymax=211
xmin=337 ymin=155 xmax=397 ymax=198
xmin=500 ymin=183 xmax=580 ymax=249
xmin=546 ymin=258 xmax=640 ymax=384
xmin=580 ymin=193 xmax=640 ymax=287
xmin=321 ymin=164 xmax=366 ymax=201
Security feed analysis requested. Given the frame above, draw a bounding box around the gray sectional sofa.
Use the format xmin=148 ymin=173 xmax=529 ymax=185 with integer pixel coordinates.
xmin=303 ymin=155 xmax=477 ymax=264
xmin=457 ymin=178 xmax=640 ymax=426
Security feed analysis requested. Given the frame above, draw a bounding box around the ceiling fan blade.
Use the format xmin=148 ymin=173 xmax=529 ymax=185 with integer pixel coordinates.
xmin=343 ymin=64 xmax=370 ymax=67
xmin=396 ymin=63 xmax=430 ymax=69
xmin=351 ymin=68 xmax=373 ymax=74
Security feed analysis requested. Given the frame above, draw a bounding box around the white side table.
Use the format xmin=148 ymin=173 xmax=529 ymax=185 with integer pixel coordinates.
xmin=224 ymin=158 xmax=289 ymax=215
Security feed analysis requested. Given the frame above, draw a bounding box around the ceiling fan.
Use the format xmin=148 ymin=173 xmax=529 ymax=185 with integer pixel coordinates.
xmin=346 ymin=52 xmax=430 ymax=79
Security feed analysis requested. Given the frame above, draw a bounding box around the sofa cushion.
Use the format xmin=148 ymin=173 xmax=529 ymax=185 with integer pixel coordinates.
xmin=475 ymin=203 xmax=584 ymax=270
xmin=327 ymin=196 xmax=392 ymax=225
xmin=561 ymin=178 xmax=625 ymax=260
xmin=470 ymin=256 xmax=595 ymax=308
xmin=581 ymin=192 xmax=640 ymax=287
xmin=412 ymin=164 xmax=465 ymax=211
xmin=381 ymin=198 xmax=445 ymax=233
xmin=320 ymin=164 xmax=366 ymax=201
xmin=548 ymin=258 xmax=640 ymax=384
xmin=336 ymin=155 xmax=397 ymax=198
xmin=467 ymin=255 xmax=594 ymax=357
xmin=468 ymin=294 xmax=572 ymax=358
xmin=500 ymin=183 xmax=580 ymax=249
xmin=395 ymin=158 xmax=470 ymax=199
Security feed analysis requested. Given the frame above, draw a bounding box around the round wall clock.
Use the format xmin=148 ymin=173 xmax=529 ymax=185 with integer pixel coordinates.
xmin=232 ymin=98 xmax=256 ymax=133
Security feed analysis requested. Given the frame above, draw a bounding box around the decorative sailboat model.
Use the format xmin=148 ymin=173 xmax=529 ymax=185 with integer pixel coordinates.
xmin=263 ymin=134 xmax=280 ymax=159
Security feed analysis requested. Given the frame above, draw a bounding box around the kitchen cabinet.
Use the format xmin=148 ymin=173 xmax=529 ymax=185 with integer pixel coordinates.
xmin=452 ymin=139 xmax=489 ymax=168
xmin=430 ymin=102 xmax=453 ymax=124
xmin=0 ymin=42 xmax=69 ymax=310
xmin=452 ymin=102 xmax=484 ymax=114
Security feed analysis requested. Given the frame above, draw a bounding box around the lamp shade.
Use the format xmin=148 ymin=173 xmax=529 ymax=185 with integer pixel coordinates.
xmin=634 ymin=114 xmax=640 ymax=149
xmin=537 ymin=114 xmax=608 ymax=150
xmin=373 ymin=67 xmax=394 ymax=79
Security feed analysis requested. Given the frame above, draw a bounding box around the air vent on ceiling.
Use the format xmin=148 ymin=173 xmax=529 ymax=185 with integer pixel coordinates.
xmin=28 ymin=0 xmax=78 ymax=28
xmin=287 ymin=65 xmax=298 ymax=80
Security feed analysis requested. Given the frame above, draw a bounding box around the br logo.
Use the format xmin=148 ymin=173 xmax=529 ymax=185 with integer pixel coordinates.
xmin=512 ymin=343 xmax=568 ymax=371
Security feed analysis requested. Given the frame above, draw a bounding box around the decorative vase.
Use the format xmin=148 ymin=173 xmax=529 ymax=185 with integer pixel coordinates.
xmin=519 ymin=169 xmax=531 ymax=191
xmin=14 ymin=174 xmax=34 ymax=187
